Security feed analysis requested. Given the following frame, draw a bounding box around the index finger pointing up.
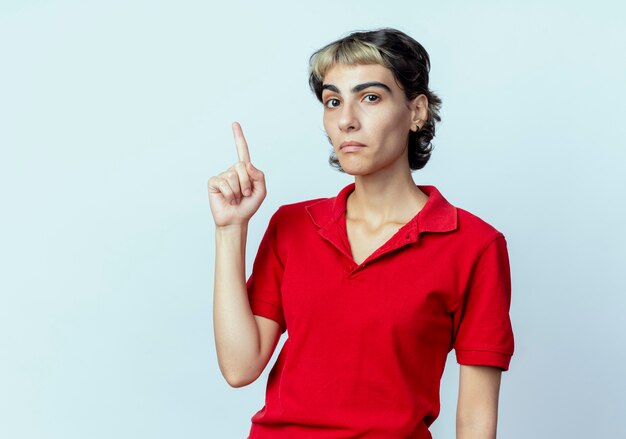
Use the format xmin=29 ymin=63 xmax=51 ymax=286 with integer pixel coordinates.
xmin=232 ymin=121 xmax=251 ymax=163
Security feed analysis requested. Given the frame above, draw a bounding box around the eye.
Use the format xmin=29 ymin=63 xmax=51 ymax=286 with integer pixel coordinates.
xmin=364 ymin=94 xmax=379 ymax=103
xmin=324 ymin=98 xmax=341 ymax=108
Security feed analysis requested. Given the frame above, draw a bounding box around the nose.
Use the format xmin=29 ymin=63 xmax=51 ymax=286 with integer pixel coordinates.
xmin=338 ymin=101 xmax=360 ymax=132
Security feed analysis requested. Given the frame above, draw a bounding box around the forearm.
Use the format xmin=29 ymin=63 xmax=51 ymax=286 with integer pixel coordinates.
xmin=456 ymin=413 xmax=497 ymax=439
xmin=456 ymin=365 xmax=501 ymax=439
xmin=213 ymin=224 xmax=261 ymax=387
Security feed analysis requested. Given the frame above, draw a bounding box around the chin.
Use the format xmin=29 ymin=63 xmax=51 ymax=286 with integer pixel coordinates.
xmin=338 ymin=153 xmax=405 ymax=177
xmin=338 ymin=161 xmax=374 ymax=176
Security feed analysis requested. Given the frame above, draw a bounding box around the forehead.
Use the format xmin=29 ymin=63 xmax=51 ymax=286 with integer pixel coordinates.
xmin=322 ymin=63 xmax=397 ymax=91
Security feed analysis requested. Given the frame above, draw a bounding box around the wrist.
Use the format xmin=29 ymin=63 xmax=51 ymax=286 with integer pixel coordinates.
xmin=215 ymin=222 xmax=249 ymax=235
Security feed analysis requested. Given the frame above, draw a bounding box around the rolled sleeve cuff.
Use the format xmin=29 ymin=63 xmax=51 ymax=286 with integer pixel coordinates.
xmin=250 ymin=299 xmax=287 ymax=333
xmin=455 ymin=348 xmax=512 ymax=371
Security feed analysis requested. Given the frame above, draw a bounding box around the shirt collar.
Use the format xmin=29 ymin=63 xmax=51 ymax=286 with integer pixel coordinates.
xmin=305 ymin=182 xmax=457 ymax=235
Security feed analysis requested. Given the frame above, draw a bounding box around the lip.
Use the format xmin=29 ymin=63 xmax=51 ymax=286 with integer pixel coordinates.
xmin=340 ymin=141 xmax=366 ymax=150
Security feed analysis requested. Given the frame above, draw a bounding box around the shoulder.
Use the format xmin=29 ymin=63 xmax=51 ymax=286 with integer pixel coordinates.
xmin=455 ymin=206 xmax=506 ymax=251
xmin=262 ymin=196 xmax=331 ymax=258
xmin=266 ymin=196 xmax=331 ymax=235
xmin=271 ymin=183 xmax=354 ymax=228
xmin=279 ymin=196 xmax=329 ymax=213
xmin=272 ymin=196 xmax=329 ymax=221
xmin=425 ymin=184 xmax=505 ymax=249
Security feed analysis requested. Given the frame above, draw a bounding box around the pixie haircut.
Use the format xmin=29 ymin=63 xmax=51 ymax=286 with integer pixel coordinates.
xmin=308 ymin=28 xmax=442 ymax=171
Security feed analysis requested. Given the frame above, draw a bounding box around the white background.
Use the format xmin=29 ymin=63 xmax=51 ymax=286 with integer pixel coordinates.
xmin=1 ymin=0 xmax=625 ymax=437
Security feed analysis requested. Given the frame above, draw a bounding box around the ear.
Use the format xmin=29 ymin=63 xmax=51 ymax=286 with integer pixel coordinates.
xmin=409 ymin=94 xmax=429 ymax=131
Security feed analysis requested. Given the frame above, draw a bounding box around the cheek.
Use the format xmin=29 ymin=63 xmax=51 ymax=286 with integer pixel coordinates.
xmin=322 ymin=115 xmax=330 ymax=132
xmin=322 ymin=116 xmax=337 ymax=143
xmin=380 ymin=112 xmax=410 ymax=139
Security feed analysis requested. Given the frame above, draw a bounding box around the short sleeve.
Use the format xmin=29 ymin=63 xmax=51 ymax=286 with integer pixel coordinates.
xmin=453 ymin=234 xmax=514 ymax=371
xmin=246 ymin=209 xmax=287 ymax=333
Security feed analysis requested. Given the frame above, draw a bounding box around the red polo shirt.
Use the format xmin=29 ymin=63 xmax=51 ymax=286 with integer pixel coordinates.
xmin=245 ymin=183 xmax=514 ymax=438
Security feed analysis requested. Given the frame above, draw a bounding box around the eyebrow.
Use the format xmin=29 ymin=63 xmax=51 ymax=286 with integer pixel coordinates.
xmin=321 ymin=81 xmax=392 ymax=95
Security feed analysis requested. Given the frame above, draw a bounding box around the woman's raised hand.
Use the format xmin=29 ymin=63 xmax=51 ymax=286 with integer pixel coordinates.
xmin=208 ymin=122 xmax=267 ymax=227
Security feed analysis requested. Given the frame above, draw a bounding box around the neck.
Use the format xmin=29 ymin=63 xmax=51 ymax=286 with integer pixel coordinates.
xmin=347 ymin=163 xmax=428 ymax=225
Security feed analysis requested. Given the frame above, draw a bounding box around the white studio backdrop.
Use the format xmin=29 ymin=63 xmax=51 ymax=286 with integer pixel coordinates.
xmin=1 ymin=0 xmax=625 ymax=438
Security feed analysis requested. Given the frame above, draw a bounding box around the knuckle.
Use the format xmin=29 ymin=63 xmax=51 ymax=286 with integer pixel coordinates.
xmin=218 ymin=179 xmax=230 ymax=191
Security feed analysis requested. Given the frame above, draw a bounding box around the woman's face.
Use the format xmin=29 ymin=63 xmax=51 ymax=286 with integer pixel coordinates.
xmin=321 ymin=63 xmax=425 ymax=176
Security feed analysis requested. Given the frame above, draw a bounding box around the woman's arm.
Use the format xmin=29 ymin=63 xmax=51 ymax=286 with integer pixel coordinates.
xmin=213 ymin=225 xmax=281 ymax=388
xmin=209 ymin=122 xmax=281 ymax=388
xmin=456 ymin=365 xmax=502 ymax=439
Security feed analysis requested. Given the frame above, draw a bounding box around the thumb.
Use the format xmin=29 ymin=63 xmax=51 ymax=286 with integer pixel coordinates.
xmin=247 ymin=161 xmax=264 ymax=182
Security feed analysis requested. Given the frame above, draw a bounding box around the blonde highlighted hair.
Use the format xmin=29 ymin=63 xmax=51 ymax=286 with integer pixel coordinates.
xmin=308 ymin=28 xmax=442 ymax=171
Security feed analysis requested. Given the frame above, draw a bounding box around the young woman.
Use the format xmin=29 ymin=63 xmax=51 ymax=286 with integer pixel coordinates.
xmin=209 ymin=28 xmax=514 ymax=439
